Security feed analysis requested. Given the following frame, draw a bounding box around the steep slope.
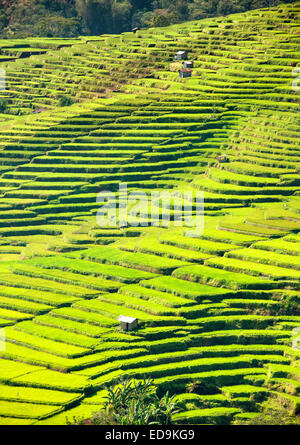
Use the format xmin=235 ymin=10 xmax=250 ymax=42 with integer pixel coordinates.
xmin=0 ymin=2 xmax=299 ymax=425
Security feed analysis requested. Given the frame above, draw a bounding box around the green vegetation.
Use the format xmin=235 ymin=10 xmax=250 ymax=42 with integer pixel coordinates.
xmin=0 ymin=1 xmax=299 ymax=426
xmin=173 ymin=264 xmax=276 ymax=290
xmin=72 ymin=378 xmax=182 ymax=425
xmin=234 ymin=395 xmax=300 ymax=425
xmin=0 ymin=0 xmax=295 ymax=38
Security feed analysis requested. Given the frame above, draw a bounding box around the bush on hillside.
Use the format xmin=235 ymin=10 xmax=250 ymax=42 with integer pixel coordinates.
xmin=58 ymin=95 xmax=73 ymax=107
xmin=71 ymin=377 xmax=183 ymax=425
xmin=234 ymin=396 xmax=300 ymax=425
xmin=0 ymin=98 xmax=8 ymax=113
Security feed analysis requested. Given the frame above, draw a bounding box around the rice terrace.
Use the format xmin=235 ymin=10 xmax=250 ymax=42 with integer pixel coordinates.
xmin=0 ymin=0 xmax=299 ymax=426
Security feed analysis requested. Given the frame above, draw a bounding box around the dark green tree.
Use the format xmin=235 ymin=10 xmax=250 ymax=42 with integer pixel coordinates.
xmin=58 ymin=94 xmax=73 ymax=106
xmin=0 ymin=0 xmax=298 ymax=37
xmin=75 ymin=0 xmax=113 ymax=34
xmin=0 ymin=98 xmax=8 ymax=113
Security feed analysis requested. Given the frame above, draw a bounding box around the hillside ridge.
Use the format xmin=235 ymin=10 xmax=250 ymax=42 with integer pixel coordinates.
xmin=0 ymin=1 xmax=299 ymax=425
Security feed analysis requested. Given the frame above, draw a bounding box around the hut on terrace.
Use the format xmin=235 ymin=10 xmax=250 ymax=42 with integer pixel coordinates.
xmin=217 ymin=154 xmax=229 ymax=163
xmin=179 ymin=68 xmax=192 ymax=78
xmin=118 ymin=315 xmax=138 ymax=331
xmin=33 ymin=108 xmax=48 ymax=114
xmin=183 ymin=61 xmax=194 ymax=69
xmin=175 ymin=50 xmax=188 ymax=61
xmin=292 ymin=328 xmax=300 ymax=350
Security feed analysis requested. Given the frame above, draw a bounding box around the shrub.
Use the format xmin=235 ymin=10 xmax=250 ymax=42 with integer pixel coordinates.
xmin=186 ymin=380 xmax=217 ymax=395
xmin=58 ymin=95 xmax=73 ymax=107
xmin=234 ymin=395 xmax=300 ymax=425
xmin=0 ymin=98 xmax=8 ymax=113
xmin=72 ymin=378 xmax=183 ymax=425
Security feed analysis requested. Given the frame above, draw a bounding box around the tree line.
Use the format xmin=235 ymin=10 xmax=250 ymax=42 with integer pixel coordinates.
xmin=0 ymin=0 xmax=296 ymax=38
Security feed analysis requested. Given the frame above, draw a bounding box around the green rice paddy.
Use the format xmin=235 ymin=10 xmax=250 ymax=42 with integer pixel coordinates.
xmin=0 ymin=1 xmax=299 ymax=425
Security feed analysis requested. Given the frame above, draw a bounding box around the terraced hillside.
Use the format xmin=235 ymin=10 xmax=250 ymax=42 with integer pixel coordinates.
xmin=0 ymin=2 xmax=299 ymax=425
